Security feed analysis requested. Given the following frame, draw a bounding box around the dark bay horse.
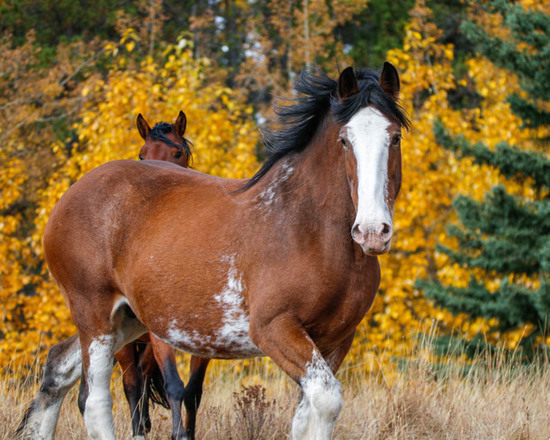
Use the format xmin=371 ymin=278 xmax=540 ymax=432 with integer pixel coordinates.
xmin=16 ymin=112 xmax=209 ymax=440
xmin=41 ymin=63 xmax=409 ymax=440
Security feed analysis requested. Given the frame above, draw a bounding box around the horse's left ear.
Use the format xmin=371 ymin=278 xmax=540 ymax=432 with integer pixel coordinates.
xmin=379 ymin=62 xmax=400 ymax=100
xmin=175 ymin=110 xmax=187 ymax=138
xmin=338 ymin=66 xmax=359 ymax=101
xmin=136 ymin=114 xmax=151 ymax=140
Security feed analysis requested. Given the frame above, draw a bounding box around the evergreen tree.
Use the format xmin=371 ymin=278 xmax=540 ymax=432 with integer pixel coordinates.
xmin=417 ymin=0 xmax=550 ymax=359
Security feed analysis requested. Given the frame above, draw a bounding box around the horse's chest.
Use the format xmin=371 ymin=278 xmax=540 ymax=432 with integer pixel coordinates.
xmin=306 ymin=277 xmax=379 ymax=345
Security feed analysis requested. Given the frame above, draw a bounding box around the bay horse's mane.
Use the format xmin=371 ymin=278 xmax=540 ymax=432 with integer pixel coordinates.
xmin=244 ymin=66 xmax=411 ymax=190
xmin=149 ymin=121 xmax=193 ymax=162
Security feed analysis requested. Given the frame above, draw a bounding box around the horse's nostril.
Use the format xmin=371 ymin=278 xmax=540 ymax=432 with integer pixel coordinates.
xmin=382 ymin=226 xmax=390 ymax=234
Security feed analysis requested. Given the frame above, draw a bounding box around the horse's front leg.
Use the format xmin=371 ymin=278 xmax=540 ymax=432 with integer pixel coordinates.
xmin=184 ymin=356 xmax=211 ymax=440
xmin=149 ymin=334 xmax=186 ymax=440
xmin=249 ymin=313 xmax=343 ymax=440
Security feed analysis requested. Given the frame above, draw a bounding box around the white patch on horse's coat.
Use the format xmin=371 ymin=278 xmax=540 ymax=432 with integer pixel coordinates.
xmin=84 ymin=335 xmax=116 ymax=439
xmin=291 ymin=350 xmax=342 ymax=440
xmin=166 ymin=323 xmax=215 ymax=356
xmin=345 ymin=107 xmax=392 ymax=233
xmin=258 ymin=162 xmax=294 ymax=206
xmin=159 ymin=257 xmax=262 ymax=358
xmin=213 ymin=255 xmax=262 ymax=356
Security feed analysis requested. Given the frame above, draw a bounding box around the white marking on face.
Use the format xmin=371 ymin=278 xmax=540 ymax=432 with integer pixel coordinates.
xmin=258 ymin=162 xmax=294 ymax=207
xmin=292 ymin=350 xmax=343 ymax=439
xmin=344 ymin=107 xmax=392 ymax=233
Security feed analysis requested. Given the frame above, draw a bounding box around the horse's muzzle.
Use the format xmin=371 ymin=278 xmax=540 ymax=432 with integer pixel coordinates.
xmin=351 ymin=222 xmax=393 ymax=255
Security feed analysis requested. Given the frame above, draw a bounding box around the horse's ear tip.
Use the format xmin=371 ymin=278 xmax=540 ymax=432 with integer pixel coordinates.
xmin=383 ymin=61 xmax=398 ymax=73
xmin=341 ymin=66 xmax=355 ymax=76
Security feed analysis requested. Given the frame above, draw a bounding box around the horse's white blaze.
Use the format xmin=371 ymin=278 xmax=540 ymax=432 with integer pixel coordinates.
xmin=291 ymin=351 xmax=342 ymax=440
xmin=85 ymin=336 xmax=115 ymax=440
xmin=345 ymin=107 xmax=392 ymax=234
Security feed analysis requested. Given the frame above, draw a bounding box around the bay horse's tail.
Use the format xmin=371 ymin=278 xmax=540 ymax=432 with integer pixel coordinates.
xmin=133 ymin=339 xmax=170 ymax=409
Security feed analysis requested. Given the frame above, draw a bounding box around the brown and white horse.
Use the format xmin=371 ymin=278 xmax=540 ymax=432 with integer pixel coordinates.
xmin=39 ymin=63 xmax=408 ymax=440
xmin=16 ymin=113 xmax=209 ymax=440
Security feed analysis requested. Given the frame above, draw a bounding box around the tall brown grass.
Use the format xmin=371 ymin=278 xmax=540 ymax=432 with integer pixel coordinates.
xmin=2 ymin=335 xmax=549 ymax=440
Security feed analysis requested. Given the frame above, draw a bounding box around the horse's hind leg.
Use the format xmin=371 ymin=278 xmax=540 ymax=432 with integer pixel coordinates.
xmin=149 ymin=335 xmax=186 ymax=440
xmin=76 ymin=295 xmax=146 ymax=440
xmin=16 ymin=334 xmax=81 ymax=440
xmin=183 ymin=356 xmax=210 ymax=440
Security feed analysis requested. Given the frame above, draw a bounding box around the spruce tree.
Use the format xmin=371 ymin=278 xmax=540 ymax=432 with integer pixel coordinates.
xmin=417 ymin=0 xmax=550 ymax=359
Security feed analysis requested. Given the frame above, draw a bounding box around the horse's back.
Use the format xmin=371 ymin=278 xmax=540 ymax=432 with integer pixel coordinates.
xmin=43 ymin=160 xmax=212 ymax=293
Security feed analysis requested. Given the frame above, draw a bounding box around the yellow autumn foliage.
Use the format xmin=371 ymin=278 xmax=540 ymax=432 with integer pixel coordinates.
xmin=1 ymin=0 xmax=547 ymax=378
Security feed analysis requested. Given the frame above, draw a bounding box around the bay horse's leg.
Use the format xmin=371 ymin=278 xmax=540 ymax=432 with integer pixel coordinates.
xmin=149 ymin=334 xmax=187 ymax=440
xmin=116 ymin=343 xmax=149 ymax=439
xmin=183 ymin=356 xmax=210 ymax=440
xmin=15 ymin=334 xmax=81 ymax=440
xmin=75 ymin=294 xmax=146 ymax=440
xmin=79 ymin=332 xmax=117 ymax=440
xmin=250 ymin=314 xmax=343 ymax=440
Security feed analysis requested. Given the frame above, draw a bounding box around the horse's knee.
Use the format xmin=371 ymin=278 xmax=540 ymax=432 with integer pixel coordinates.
xmin=292 ymin=354 xmax=342 ymax=440
xmin=165 ymin=374 xmax=185 ymax=402
xmin=302 ymin=354 xmax=342 ymax=421
xmin=303 ymin=372 xmax=342 ymax=422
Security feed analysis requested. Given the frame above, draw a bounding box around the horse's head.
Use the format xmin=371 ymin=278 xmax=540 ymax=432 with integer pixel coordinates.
xmin=136 ymin=111 xmax=192 ymax=167
xmin=336 ymin=63 xmax=407 ymax=256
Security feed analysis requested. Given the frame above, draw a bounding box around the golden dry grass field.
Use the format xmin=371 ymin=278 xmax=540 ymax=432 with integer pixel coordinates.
xmin=2 ymin=342 xmax=550 ymax=440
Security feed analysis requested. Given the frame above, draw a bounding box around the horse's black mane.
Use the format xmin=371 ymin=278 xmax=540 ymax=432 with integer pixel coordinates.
xmin=149 ymin=121 xmax=193 ymax=161
xmin=243 ymin=66 xmax=410 ymax=190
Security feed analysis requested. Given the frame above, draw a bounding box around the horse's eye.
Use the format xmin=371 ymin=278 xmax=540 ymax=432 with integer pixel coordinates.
xmin=174 ymin=150 xmax=183 ymax=159
xmin=340 ymin=137 xmax=348 ymax=149
xmin=392 ymin=136 xmax=401 ymax=147
xmin=138 ymin=154 xmax=144 ymax=160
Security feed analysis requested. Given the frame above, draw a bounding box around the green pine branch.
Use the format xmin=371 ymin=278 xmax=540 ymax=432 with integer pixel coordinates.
xmin=434 ymin=121 xmax=550 ymax=191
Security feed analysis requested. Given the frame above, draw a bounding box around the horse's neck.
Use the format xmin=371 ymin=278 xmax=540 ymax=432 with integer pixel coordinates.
xmin=254 ymin=116 xmax=356 ymax=252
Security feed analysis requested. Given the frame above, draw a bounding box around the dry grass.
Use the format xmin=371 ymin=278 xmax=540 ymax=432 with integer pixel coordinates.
xmin=2 ymin=345 xmax=550 ymax=440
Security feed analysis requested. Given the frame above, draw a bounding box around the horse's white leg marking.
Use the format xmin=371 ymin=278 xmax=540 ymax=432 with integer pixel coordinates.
xmin=20 ymin=335 xmax=81 ymax=440
xmin=291 ymin=351 xmax=342 ymax=440
xmin=345 ymin=107 xmax=392 ymax=235
xmin=84 ymin=335 xmax=116 ymax=440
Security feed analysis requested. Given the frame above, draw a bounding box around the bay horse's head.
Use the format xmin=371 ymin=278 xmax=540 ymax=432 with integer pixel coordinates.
xmin=336 ymin=63 xmax=409 ymax=256
xmin=136 ymin=111 xmax=193 ymax=167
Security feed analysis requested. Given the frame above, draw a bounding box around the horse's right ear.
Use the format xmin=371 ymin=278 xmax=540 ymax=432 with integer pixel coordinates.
xmin=174 ymin=111 xmax=187 ymax=138
xmin=136 ymin=114 xmax=151 ymax=140
xmin=338 ymin=66 xmax=359 ymax=101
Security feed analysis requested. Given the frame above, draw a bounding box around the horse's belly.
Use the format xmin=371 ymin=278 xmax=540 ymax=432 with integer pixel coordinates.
xmin=155 ymin=319 xmax=264 ymax=359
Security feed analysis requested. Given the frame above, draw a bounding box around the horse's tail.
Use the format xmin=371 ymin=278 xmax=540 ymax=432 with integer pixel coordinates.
xmin=146 ymin=364 xmax=170 ymax=409
xmin=134 ymin=341 xmax=170 ymax=409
